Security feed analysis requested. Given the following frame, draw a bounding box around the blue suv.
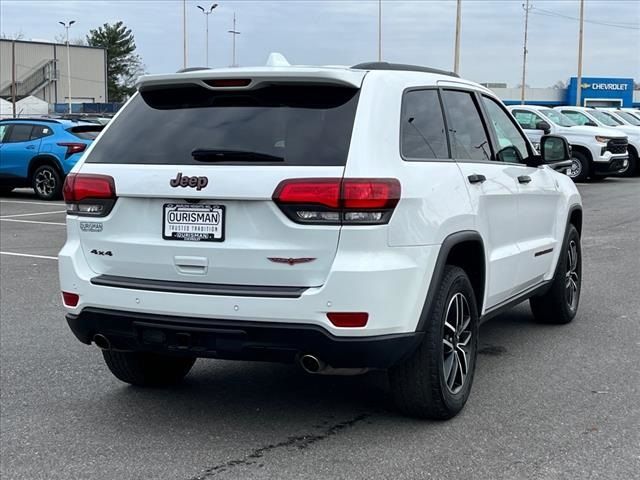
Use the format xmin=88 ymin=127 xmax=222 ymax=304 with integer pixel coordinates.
xmin=0 ymin=118 xmax=102 ymax=200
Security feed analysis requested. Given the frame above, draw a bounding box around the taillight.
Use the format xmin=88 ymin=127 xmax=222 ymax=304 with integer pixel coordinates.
xmin=63 ymin=173 xmax=116 ymax=217
xmin=57 ymin=142 xmax=87 ymax=158
xmin=61 ymin=291 xmax=79 ymax=307
xmin=273 ymin=178 xmax=400 ymax=225
xmin=327 ymin=312 xmax=369 ymax=328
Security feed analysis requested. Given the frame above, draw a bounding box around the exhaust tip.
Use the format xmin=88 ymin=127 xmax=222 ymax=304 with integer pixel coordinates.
xmin=93 ymin=334 xmax=111 ymax=350
xmin=300 ymin=354 xmax=323 ymax=374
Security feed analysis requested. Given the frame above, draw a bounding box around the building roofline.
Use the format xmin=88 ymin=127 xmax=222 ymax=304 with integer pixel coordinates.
xmin=0 ymin=38 xmax=105 ymax=51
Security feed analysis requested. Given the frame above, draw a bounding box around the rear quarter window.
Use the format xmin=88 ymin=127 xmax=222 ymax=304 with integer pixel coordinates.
xmin=400 ymin=89 xmax=449 ymax=160
xmin=86 ymin=84 xmax=360 ymax=166
xmin=67 ymin=125 xmax=103 ymax=140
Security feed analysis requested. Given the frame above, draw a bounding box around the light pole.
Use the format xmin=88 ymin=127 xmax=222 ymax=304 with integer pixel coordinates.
xmin=520 ymin=0 xmax=532 ymax=105
xmin=228 ymin=12 xmax=240 ymax=67
xmin=183 ymin=0 xmax=188 ymax=69
xmin=197 ymin=3 xmax=218 ymax=66
xmin=453 ymin=0 xmax=461 ymax=74
xmin=58 ymin=20 xmax=75 ymax=114
xmin=377 ymin=0 xmax=382 ymax=61
xmin=576 ymin=0 xmax=585 ymax=106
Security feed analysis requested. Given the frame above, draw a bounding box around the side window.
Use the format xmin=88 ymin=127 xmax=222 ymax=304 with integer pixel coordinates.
xmin=6 ymin=124 xmax=34 ymax=143
xmin=30 ymin=125 xmax=52 ymax=140
xmin=561 ymin=110 xmax=590 ymax=126
xmin=512 ymin=110 xmax=544 ymax=130
xmin=0 ymin=125 xmax=8 ymax=143
xmin=401 ymin=89 xmax=449 ymax=160
xmin=481 ymin=96 xmax=529 ymax=164
xmin=441 ymin=90 xmax=492 ymax=162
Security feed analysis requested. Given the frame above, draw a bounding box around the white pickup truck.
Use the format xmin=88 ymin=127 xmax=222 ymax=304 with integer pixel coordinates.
xmin=508 ymin=105 xmax=629 ymax=182
xmin=555 ymin=106 xmax=639 ymax=177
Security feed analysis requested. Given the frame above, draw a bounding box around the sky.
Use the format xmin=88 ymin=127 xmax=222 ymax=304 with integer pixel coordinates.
xmin=1 ymin=0 xmax=639 ymax=87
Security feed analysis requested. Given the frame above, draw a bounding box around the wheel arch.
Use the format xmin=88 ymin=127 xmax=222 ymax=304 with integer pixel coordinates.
xmin=570 ymin=144 xmax=593 ymax=164
xmin=415 ymin=231 xmax=486 ymax=332
xmin=28 ymin=155 xmax=64 ymax=180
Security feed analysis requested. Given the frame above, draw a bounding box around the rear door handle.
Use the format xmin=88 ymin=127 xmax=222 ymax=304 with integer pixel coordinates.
xmin=467 ymin=174 xmax=486 ymax=184
xmin=518 ymin=175 xmax=532 ymax=184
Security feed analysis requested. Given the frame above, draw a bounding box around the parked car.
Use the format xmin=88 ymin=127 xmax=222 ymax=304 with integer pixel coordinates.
xmin=555 ymin=106 xmax=640 ymax=177
xmin=0 ymin=118 xmax=103 ymax=199
xmin=508 ymin=105 xmax=629 ymax=182
xmin=59 ymin=60 xmax=582 ymax=419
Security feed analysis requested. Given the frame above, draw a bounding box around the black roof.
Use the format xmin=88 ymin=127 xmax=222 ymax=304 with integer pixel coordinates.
xmin=0 ymin=117 xmax=61 ymax=124
xmin=351 ymin=62 xmax=459 ymax=78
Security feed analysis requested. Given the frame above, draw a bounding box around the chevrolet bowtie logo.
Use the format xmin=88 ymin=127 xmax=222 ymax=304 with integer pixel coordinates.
xmin=580 ymin=82 xmax=591 ymax=89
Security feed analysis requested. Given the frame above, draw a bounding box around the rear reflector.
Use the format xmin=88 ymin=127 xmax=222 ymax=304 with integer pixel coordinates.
xmin=204 ymin=78 xmax=252 ymax=88
xmin=327 ymin=312 xmax=369 ymax=328
xmin=62 ymin=291 xmax=79 ymax=307
xmin=63 ymin=173 xmax=116 ymax=217
xmin=273 ymin=178 xmax=400 ymax=225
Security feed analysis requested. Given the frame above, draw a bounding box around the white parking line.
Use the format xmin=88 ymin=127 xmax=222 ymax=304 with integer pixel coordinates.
xmin=0 ymin=251 xmax=58 ymax=260
xmin=0 ymin=210 xmax=66 ymax=218
xmin=0 ymin=200 xmax=65 ymax=206
xmin=0 ymin=218 xmax=65 ymax=226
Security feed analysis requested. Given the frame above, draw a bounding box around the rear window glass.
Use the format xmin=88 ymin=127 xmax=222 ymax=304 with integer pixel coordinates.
xmin=86 ymin=84 xmax=360 ymax=166
xmin=67 ymin=125 xmax=103 ymax=140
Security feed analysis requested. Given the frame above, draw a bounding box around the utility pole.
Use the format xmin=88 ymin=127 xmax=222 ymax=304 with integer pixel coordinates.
xmin=11 ymin=40 xmax=16 ymax=118
xmin=378 ymin=0 xmax=382 ymax=61
xmin=228 ymin=13 xmax=241 ymax=67
xmin=453 ymin=0 xmax=461 ymax=74
xmin=520 ymin=0 xmax=532 ymax=105
xmin=59 ymin=20 xmax=75 ymax=114
xmin=576 ymin=0 xmax=585 ymax=106
xmin=197 ymin=3 xmax=218 ymax=66
xmin=183 ymin=0 xmax=188 ymax=69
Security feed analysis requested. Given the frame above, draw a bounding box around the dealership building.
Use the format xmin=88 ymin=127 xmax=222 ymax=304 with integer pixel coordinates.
xmin=487 ymin=77 xmax=639 ymax=108
xmin=0 ymin=39 xmax=107 ymax=115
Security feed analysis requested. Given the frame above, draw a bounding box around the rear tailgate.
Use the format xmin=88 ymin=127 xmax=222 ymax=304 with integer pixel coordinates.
xmin=71 ymin=78 xmax=363 ymax=288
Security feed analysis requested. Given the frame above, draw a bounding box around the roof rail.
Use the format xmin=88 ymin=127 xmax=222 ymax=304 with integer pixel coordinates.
xmin=351 ymin=62 xmax=460 ymax=78
xmin=176 ymin=67 xmax=212 ymax=73
xmin=0 ymin=117 xmax=61 ymax=124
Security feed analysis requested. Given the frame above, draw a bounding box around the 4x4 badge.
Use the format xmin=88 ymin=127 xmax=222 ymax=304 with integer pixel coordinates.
xmin=170 ymin=173 xmax=208 ymax=190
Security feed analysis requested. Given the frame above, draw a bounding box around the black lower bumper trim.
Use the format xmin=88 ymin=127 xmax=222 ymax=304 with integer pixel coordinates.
xmin=594 ymin=157 xmax=628 ymax=175
xmin=66 ymin=308 xmax=423 ymax=369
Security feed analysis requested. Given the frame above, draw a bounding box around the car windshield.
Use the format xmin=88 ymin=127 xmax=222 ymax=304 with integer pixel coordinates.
xmin=538 ymin=108 xmax=576 ymax=127
xmin=589 ymin=110 xmax=621 ymax=127
xmin=616 ymin=111 xmax=640 ymax=126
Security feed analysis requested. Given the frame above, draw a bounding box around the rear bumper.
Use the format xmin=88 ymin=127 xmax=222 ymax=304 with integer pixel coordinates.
xmin=67 ymin=308 xmax=423 ymax=368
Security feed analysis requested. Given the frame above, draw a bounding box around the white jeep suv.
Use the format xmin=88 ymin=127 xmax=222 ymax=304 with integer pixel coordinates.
xmin=508 ymin=105 xmax=629 ymax=182
xmin=59 ymin=61 xmax=583 ymax=419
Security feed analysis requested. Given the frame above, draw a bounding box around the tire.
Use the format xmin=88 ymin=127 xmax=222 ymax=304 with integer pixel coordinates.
xmin=567 ymin=151 xmax=589 ymax=182
xmin=31 ymin=164 xmax=62 ymax=200
xmin=618 ymin=149 xmax=638 ymax=178
xmin=530 ymin=224 xmax=581 ymax=324
xmin=389 ymin=266 xmax=479 ymax=420
xmin=102 ymin=350 xmax=196 ymax=386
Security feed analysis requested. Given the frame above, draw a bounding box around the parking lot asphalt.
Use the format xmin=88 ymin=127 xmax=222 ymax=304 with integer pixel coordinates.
xmin=1 ymin=179 xmax=639 ymax=480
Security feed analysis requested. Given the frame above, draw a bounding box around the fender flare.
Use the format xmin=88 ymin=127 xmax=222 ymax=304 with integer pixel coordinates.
xmin=414 ymin=230 xmax=485 ymax=332
xmin=28 ymin=155 xmax=65 ymax=180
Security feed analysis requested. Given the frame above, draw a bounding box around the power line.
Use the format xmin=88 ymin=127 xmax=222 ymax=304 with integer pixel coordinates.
xmin=530 ymin=6 xmax=640 ymax=30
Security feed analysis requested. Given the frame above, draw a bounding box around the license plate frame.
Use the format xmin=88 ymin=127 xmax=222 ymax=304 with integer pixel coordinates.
xmin=162 ymin=203 xmax=225 ymax=242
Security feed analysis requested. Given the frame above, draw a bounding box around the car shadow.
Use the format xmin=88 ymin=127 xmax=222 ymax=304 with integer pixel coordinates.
xmin=87 ymin=304 xmax=558 ymax=432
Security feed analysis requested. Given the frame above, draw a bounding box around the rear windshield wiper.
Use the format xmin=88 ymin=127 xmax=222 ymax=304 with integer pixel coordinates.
xmin=191 ymin=149 xmax=284 ymax=162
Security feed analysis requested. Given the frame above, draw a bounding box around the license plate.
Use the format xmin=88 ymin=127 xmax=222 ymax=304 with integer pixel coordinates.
xmin=163 ymin=204 xmax=225 ymax=242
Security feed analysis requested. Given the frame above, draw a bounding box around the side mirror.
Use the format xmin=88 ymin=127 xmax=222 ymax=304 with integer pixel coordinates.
xmin=540 ymin=135 xmax=572 ymax=171
xmin=535 ymin=120 xmax=551 ymax=135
